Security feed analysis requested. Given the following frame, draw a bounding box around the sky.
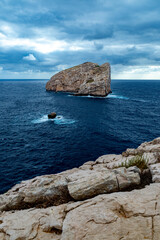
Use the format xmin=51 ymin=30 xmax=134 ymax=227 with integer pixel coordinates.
xmin=0 ymin=0 xmax=160 ymax=79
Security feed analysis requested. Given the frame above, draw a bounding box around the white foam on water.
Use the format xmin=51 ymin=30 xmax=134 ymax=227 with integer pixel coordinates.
xmin=67 ymin=94 xmax=92 ymax=98
xmin=32 ymin=115 xmax=76 ymax=125
xmin=54 ymin=116 xmax=76 ymax=125
xmin=68 ymin=94 xmax=105 ymax=99
xmin=32 ymin=115 xmax=48 ymax=124
xmin=107 ymin=94 xmax=129 ymax=100
xmin=68 ymin=94 xmax=129 ymax=100
xmin=68 ymin=94 xmax=105 ymax=98
xmin=132 ymin=98 xmax=148 ymax=103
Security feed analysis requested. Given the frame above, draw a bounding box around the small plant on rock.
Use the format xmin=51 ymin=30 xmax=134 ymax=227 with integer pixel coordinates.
xmin=86 ymin=79 xmax=94 ymax=83
xmin=116 ymin=155 xmax=149 ymax=170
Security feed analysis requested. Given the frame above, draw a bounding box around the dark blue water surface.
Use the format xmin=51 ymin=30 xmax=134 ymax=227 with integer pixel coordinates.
xmin=1 ymin=80 xmax=160 ymax=193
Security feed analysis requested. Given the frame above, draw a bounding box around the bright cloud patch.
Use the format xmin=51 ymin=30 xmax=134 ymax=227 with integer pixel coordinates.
xmin=112 ymin=65 xmax=160 ymax=79
xmin=0 ymin=66 xmax=3 ymax=71
xmin=23 ymin=54 xmax=36 ymax=61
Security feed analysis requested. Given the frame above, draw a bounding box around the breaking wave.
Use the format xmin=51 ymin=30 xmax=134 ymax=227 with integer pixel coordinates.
xmin=68 ymin=94 xmax=129 ymax=100
xmin=107 ymin=94 xmax=129 ymax=100
xmin=32 ymin=115 xmax=76 ymax=125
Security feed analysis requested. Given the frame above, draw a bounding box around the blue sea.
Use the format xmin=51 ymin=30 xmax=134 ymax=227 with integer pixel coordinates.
xmin=0 ymin=79 xmax=160 ymax=194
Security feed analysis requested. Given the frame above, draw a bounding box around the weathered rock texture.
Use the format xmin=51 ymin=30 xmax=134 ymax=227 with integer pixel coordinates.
xmin=1 ymin=137 xmax=160 ymax=239
xmin=0 ymin=184 xmax=160 ymax=240
xmin=0 ymin=167 xmax=140 ymax=212
xmin=46 ymin=62 xmax=111 ymax=97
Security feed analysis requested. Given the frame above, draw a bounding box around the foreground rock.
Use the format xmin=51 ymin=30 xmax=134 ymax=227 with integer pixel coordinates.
xmin=1 ymin=137 xmax=160 ymax=239
xmin=67 ymin=168 xmax=140 ymax=201
xmin=0 ymin=184 xmax=160 ymax=240
xmin=95 ymin=137 xmax=160 ymax=169
xmin=149 ymin=163 xmax=160 ymax=183
xmin=123 ymin=137 xmax=160 ymax=157
xmin=0 ymin=167 xmax=140 ymax=211
xmin=62 ymin=184 xmax=160 ymax=240
xmin=0 ymin=174 xmax=72 ymax=211
xmin=46 ymin=62 xmax=111 ymax=97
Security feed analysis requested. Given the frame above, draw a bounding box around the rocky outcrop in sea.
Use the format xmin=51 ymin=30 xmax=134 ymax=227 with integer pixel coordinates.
xmin=46 ymin=62 xmax=111 ymax=97
xmin=0 ymin=137 xmax=160 ymax=239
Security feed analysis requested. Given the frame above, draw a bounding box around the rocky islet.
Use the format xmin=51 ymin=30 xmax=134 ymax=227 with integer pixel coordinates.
xmin=46 ymin=62 xmax=111 ymax=97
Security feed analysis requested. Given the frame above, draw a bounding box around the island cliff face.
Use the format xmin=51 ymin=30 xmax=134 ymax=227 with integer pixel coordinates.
xmin=0 ymin=137 xmax=160 ymax=239
xmin=46 ymin=62 xmax=111 ymax=97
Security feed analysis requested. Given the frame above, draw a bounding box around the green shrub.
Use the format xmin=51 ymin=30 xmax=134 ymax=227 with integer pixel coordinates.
xmin=86 ymin=79 xmax=94 ymax=83
xmin=115 ymin=155 xmax=149 ymax=170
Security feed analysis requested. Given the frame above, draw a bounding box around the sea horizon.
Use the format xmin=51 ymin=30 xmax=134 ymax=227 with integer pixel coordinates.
xmin=1 ymin=78 xmax=160 ymax=81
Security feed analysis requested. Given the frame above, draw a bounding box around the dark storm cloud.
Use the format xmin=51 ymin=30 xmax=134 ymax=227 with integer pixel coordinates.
xmin=0 ymin=0 xmax=160 ymax=78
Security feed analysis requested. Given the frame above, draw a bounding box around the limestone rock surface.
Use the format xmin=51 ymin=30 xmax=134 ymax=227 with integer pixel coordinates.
xmin=62 ymin=183 xmax=160 ymax=240
xmin=0 ymin=184 xmax=160 ymax=240
xmin=149 ymin=163 xmax=160 ymax=183
xmin=123 ymin=137 xmax=160 ymax=157
xmin=0 ymin=174 xmax=72 ymax=211
xmin=67 ymin=168 xmax=140 ymax=200
xmin=46 ymin=62 xmax=111 ymax=97
xmin=0 ymin=204 xmax=66 ymax=240
xmin=0 ymin=167 xmax=140 ymax=211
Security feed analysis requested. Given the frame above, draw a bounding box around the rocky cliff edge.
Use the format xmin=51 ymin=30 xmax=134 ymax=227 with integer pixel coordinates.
xmin=0 ymin=137 xmax=160 ymax=239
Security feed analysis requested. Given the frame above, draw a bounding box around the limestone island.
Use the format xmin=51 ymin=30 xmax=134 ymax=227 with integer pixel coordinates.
xmin=46 ymin=62 xmax=111 ymax=97
xmin=0 ymin=137 xmax=160 ymax=239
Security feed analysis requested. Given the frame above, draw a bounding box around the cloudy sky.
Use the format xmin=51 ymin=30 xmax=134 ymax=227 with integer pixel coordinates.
xmin=0 ymin=0 xmax=160 ymax=79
